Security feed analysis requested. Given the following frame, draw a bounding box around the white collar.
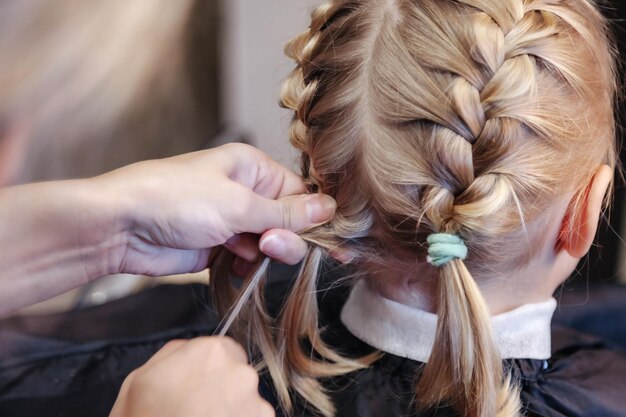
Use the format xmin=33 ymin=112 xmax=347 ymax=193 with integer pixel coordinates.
xmin=340 ymin=280 xmax=557 ymax=363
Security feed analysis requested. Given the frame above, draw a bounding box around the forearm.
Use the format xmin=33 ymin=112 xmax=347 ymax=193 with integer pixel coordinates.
xmin=0 ymin=145 xmax=332 ymax=316
xmin=0 ymin=179 xmax=125 ymax=315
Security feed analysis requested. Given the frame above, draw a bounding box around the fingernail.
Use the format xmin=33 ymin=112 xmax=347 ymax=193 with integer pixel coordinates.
xmin=260 ymin=235 xmax=286 ymax=257
xmin=305 ymin=195 xmax=337 ymax=224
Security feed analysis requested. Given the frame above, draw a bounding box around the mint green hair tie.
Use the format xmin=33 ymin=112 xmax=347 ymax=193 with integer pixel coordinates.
xmin=426 ymin=233 xmax=467 ymax=267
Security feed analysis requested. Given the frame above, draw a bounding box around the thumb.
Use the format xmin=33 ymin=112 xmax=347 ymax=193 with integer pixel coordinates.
xmin=239 ymin=193 xmax=336 ymax=234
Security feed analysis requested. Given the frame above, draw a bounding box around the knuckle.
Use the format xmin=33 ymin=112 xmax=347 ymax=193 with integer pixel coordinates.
xmin=190 ymin=336 xmax=222 ymax=354
xmin=220 ymin=142 xmax=245 ymax=156
xmin=195 ymin=336 xmax=246 ymax=361
xmin=221 ymin=142 xmax=258 ymax=166
xmin=219 ymin=335 xmax=244 ymax=351
xmin=259 ymin=401 xmax=276 ymax=417
xmin=121 ymin=369 xmax=138 ymax=390
xmin=238 ymin=364 xmax=260 ymax=387
xmin=219 ymin=335 xmax=247 ymax=356
xmin=125 ymin=368 xmax=137 ymax=379
xmin=125 ymin=368 xmax=149 ymax=392
xmin=208 ymin=339 xmax=230 ymax=358
xmin=223 ymin=142 xmax=251 ymax=153
xmin=162 ymin=339 xmax=184 ymax=350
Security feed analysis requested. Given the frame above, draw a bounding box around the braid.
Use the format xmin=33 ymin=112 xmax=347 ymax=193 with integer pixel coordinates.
xmin=412 ymin=1 xmax=614 ymax=416
xmin=414 ymin=5 xmax=533 ymax=416
xmin=413 ymin=2 xmax=588 ymax=415
xmin=278 ymin=3 xmax=382 ymax=416
xmin=280 ymin=0 xmax=346 ymax=177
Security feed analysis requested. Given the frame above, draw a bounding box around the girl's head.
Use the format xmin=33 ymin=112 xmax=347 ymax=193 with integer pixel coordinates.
xmin=284 ymin=0 xmax=616 ymax=280
xmin=214 ymin=1 xmax=618 ymax=416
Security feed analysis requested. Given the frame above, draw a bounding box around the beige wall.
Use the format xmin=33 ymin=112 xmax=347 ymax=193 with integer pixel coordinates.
xmin=221 ymin=0 xmax=319 ymax=167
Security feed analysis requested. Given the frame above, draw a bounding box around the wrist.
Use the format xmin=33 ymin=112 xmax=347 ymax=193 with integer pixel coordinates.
xmin=0 ymin=179 xmax=129 ymax=314
xmin=38 ymin=179 xmax=129 ymax=279
xmin=78 ymin=174 xmax=137 ymax=276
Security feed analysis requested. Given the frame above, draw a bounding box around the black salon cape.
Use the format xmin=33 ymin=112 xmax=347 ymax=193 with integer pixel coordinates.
xmin=265 ymin=280 xmax=626 ymax=417
xmin=0 ymin=264 xmax=625 ymax=417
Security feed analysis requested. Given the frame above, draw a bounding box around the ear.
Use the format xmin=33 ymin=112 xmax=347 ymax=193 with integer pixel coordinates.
xmin=328 ymin=248 xmax=355 ymax=264
xmin=558 ymin=165 xmax=612 ymax=259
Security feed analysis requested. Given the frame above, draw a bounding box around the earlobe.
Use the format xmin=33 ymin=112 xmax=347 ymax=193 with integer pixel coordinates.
xmin=558 ymin=164 xmax=612 ymax=259
xmin=328 ymin=248 xmax=356 ymax=264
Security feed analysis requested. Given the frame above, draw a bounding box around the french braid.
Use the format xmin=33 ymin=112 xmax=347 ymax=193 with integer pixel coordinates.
xmin=215 ymin=3 xmax=377 ymax=417
xmin=412 ymin=3 xmax=532 ymax=414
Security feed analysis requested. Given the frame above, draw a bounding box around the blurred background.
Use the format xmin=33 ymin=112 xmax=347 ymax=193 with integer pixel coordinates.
xmin=11 ymin=0 xmax=320 ymax=185
xmin=3 ymin=0 xmax=625 ymax=314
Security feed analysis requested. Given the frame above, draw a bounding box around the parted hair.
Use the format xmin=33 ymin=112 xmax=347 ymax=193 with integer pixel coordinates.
xmin=211 ymin=1 xmax=618 ymax=416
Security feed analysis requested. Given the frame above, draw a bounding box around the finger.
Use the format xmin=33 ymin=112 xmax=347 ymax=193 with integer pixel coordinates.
xmin=223 ymin=233 xmax=260 ymax=262
xmin=237 ymin=192 xmax=336 ymax=234
xmin=252 ymin=155 xmax=307 ymax=199
xmin=240 ymin=145 xmax=307 ymax=198
xmin=185 ymin=336 xmax=248 ymax=364
xmin=219 ymin=143 xmax=307 ymax=198
xmin=259 ymin=230 xmax=308 ymax=265
xmin=137 ymin=248 xmax=211 ymax=277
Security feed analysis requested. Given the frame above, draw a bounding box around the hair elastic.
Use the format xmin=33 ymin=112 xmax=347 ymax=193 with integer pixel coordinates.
xmin=426 ymin=233 xmax=467 ymax=267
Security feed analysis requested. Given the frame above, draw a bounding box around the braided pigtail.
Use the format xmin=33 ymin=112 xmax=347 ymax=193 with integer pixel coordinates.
xmin=410 ymin=1 xmax=616 ymax=416
xmin=411 ymin=4 xmax=532 ymax=416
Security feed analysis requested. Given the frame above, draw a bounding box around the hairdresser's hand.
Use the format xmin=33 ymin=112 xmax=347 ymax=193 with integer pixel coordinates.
xmin=0 ymin=143 xmax=333 ymax=315
xmin=98 ymin=143 xmax=332 ymax=276
xmin=110 ymin=336 xmax=274 ymax=417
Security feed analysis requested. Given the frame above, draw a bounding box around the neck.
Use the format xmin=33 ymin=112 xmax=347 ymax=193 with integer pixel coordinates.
xmin=367 ymin=254 xmax=572 ymax=315
xmin=365 ymin=195 xmax=579 ymax=315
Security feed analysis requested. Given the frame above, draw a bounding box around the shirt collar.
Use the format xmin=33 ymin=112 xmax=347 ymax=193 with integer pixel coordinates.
xmin=340 ymin=279 xmax=556 ymax=363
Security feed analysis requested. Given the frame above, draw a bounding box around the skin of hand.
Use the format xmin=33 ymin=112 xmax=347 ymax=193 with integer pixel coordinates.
xmin=109 ymin=337 xmax=275 ymax=417
xmin=96 ymin=143 xmax=334 ymax=276
xmin=0 ymin=143 xmax=335 ymax=315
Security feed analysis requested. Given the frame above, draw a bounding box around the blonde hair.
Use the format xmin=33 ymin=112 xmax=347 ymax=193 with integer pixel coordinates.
xmin=212 ymin=0 xmax=618 ymax=416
